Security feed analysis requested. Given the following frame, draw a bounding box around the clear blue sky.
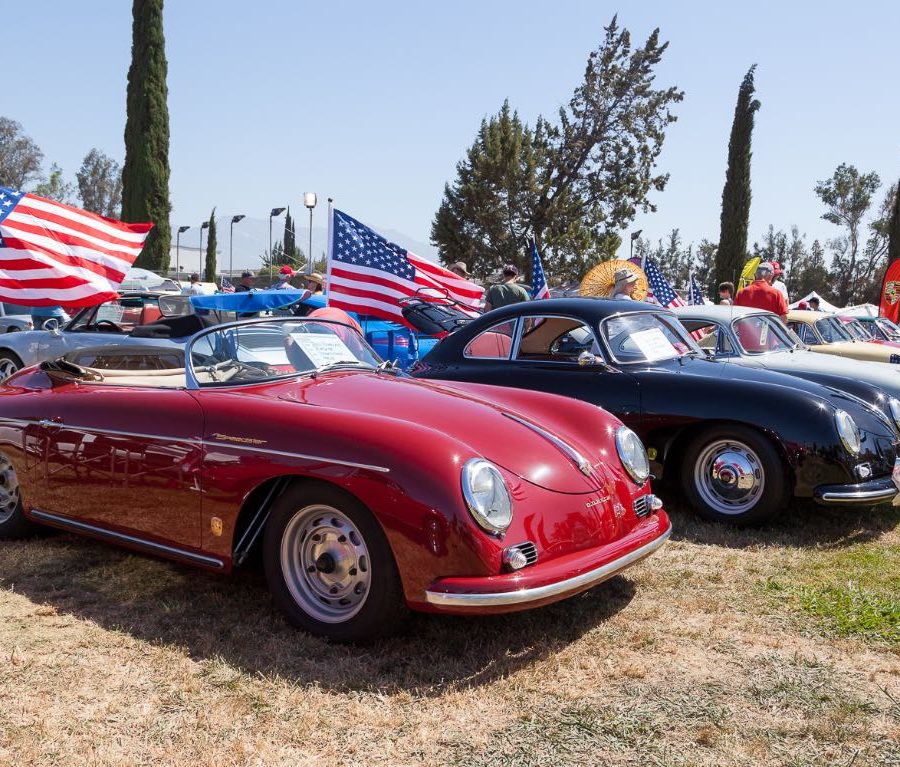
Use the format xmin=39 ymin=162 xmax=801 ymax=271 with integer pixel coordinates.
xmin=6 ymin=0 xmax=900 ymax=265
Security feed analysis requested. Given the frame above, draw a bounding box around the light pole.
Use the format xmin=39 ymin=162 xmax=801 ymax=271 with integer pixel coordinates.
xmin=229 ymin=214 xmax=245 ymax=280
xmin=303 ymin=192 xmax=317 ymax=275
xmin=629 ymin=229 xmax=643 ymax=261
xmin=199 ymin=221 xmax=210 ymax=277
xmin=176 ymin=225 xmax=190 ymax=280
xmin=269 ymin=207 xmax=286 ymax=283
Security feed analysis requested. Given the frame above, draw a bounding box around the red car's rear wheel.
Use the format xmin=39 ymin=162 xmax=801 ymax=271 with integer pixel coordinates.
xmin=0 ymin=450 xmax=38 ymax=539
xmin=263 ymin=483 xmax=408 ymax=642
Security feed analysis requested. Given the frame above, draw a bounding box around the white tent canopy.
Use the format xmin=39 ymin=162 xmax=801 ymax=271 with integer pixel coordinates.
xmin=789 ymin=291 xmax=841 ymax=313
xmin=840 ymin=303 xmax=879 ymax=317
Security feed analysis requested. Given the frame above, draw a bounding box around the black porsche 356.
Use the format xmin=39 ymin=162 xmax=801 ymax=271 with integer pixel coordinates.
xmin=408 ymin=297 xmax=900 ymax=525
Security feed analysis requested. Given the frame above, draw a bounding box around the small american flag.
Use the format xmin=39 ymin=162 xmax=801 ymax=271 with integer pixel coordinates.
xmin=643 ymin=257 xmax=685 ymax=309
xmin=220 ymin=276 xmax=236 ymax=293
xmin=0 ymin=186 xmax=152 ymax=307
xmin=327 ymin=209 xmax=484 ymax=326
xmin=530 ymin=238 xmax=550 ymax=300
xmin=687 ymin=273 xmax=707 ymax=305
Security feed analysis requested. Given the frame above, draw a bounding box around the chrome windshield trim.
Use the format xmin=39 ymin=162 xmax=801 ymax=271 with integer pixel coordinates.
xmin=28 ymin=509 xmax=226 ymax=569
xmin=502 ymin=412 xmax=592 ymax=476
xmin=425 ymin=522 xmax=671 ymax=607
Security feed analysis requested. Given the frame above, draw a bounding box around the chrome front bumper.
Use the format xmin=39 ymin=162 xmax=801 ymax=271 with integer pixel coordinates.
xmin=814 ymin=475 xmax=900 ymax=506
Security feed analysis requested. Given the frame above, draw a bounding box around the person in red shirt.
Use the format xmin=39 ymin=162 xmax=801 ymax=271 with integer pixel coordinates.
xmin=734 ymin=262 xmax=788 ymax=318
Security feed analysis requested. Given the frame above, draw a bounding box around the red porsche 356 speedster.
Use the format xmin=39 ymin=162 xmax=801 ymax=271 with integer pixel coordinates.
xmin=0 ymin=317 xmax=670 ymax=641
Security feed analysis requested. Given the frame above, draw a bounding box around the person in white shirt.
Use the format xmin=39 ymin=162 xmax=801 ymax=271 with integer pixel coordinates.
xmin=274 ymin=265 xmax=296 ymax=290
xmin=771 ymin=262 xmax=789 ymax=301
xmin=609 ymin=268 xmax=638 ymax=300
xmin=186 ymin=273 xmax=211 ymax=296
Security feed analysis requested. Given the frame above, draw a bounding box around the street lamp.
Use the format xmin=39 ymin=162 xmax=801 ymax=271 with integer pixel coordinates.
xmin=629 ymin=229 xmax=643 ymax=261
xmin=229 ymin=214 xmax=245 ymax=279
xmin=269 ymin=207 xmax=286 ymax=283
xmin=176 ymin=225 xmax=190 ymax=279
xmin=303 ymin=192 xmax=317 ymax=275
xmin=199 ymin=221 xmax=210 ymax=276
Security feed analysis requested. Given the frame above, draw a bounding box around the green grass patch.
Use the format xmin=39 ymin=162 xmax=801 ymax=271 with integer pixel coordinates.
xmin=763 ymin=545 xmax=900 ymax=645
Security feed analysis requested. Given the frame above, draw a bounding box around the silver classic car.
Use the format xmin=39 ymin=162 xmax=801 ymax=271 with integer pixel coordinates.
xmin=0 ymin=292 xmax=204 ymax=380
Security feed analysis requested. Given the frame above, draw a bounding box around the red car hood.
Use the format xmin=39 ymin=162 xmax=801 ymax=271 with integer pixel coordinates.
xmin=271 ymin=371 xmax=612 ymax=494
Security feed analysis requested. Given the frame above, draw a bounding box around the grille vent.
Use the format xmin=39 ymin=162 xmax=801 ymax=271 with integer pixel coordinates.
xmin=506 ymin=541 xmax=538 ymax=566
xmin=633 ymin=496 xmax=651 ymax=518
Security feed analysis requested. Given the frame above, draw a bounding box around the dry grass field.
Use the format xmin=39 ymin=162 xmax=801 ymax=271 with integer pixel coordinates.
xmin=1 ymin=499 xmax=898 ymax=767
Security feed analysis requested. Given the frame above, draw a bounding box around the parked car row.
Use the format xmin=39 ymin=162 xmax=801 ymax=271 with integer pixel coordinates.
xmin=1 ymin=293 xmax=898 ymax=641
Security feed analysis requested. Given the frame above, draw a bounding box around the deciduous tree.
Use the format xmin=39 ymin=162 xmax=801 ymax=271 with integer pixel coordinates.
xmin=0 ymin=117 xmax=43 ymax=189
xmin=32 ymin=163 xmax=76 ymax=204
xmin=77 ymin=149 xmax=123 ymax=217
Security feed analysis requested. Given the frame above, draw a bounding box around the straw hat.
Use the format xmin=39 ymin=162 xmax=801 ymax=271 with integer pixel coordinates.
xmin=580 ymin=260 xmax=649 ymax=301
xmin=307 ymin=272 xmax=325 ymax=287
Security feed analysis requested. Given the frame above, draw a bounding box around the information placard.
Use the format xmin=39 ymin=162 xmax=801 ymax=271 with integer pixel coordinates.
xmin=289 ymin=333 xmax=356 ymax=368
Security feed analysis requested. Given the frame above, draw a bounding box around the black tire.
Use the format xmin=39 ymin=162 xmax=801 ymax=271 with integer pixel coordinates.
xmin=262 ymin=482 xmax=409 ymax=642
xmin=0 ymin=351 xmax=23 ymax=381
xmin=680 ymin=425 xmax=789 ymax=526
xmin=0 ymin=449 xmax=39 ymax=539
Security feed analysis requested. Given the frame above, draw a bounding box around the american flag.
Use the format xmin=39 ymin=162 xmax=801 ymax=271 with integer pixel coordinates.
xmin=0 ymin=186 xmax=153 ymax=307
xmin=643 ymin=257 xmax=685 ymax=309
xmin=220 ymin=276 xmax=236 ymax=293
xmin=327 ymin=209 xmax=484 ymax=325
xmin=530 ymin=238 xmax=550 ymax=300
xmin=687 ymin=273 xmax=707 ymax=305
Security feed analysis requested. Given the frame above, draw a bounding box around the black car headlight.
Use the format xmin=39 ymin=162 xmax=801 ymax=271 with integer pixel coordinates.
xmin=834 ymin=409 xmax=862 ymax=455
xmin=615 ymin=426 xmax=650 ymax=484
xmin=461 ymin=458 xmax=513 ymax=534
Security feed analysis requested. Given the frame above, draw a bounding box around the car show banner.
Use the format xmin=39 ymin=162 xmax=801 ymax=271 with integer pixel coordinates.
xmin=0 ymin=186 xmax=153 ymax=307
xmin=879 ymin=258 xmax=900 ymax=324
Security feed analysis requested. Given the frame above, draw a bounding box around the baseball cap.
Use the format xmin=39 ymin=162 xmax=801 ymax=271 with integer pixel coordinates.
xmin=241 ymin=271 xmax=254 ymax=278
xmin=771 ymin=261 xmax=782 ymax=276
xmin=279 ymin=265 xmax=295 ymax=276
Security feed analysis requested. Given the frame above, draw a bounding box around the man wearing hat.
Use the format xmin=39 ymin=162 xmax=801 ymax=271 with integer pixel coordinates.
xmin=449 ymin=262 xmax=470 ymax=279
xmin=305 ymin=272 xmax=325 ymax=295
xmin=771 ymin=262 xmax=789 ymax=301
xmin=235 ymin=271 xmax=255 ymax=293
xmin=734 ymin=262 xmax=788 ymax=318
xmin=609 ymin=268 xmax=639 ymax=300
xmin=484 ymin=264 xmax=530 ymax=311
xmin=274 ymin=265 xmax=295 ymax=290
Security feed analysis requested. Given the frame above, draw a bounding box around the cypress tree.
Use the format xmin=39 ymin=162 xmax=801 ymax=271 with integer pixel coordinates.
xmin=121 ymin=0 xmax=171 ymax=273
xmin=715 ymin=65 xmax=761 ymax=293
xmin=283 ymin=207 xmax=296 ymax=263
xmin=204 ymin=209 xmax=217 ymax=282
xmin=888 ymin=180 xmax=900 ymax=265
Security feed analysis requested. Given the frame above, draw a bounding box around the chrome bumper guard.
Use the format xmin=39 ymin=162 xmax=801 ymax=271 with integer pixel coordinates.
xmin=424 ymin=522 xmax=672 ymax=608
xmin=814 ymin=476 xmax=899 ymax=505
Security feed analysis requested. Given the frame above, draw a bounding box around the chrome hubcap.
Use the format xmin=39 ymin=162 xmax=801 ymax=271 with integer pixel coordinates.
xmin=0 ymin=358 xmax=19 ymax=381
xmin=0 ymin=453 xmax=21 ymax=524
xmin=280 ymin=504 xmax=371 ymax=623
xmin=694 ymin=439 xmax=764 ymax=514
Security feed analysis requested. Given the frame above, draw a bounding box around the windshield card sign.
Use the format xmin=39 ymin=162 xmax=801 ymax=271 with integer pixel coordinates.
xmin=290 ymin=333 xmax=356 ymax=367
xmin=630 ymin=328 xmax=676 ymax=361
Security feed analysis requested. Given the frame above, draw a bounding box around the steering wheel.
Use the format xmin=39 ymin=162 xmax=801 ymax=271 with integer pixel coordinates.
xmin=94 ymin=319 xmax=123 ymax=332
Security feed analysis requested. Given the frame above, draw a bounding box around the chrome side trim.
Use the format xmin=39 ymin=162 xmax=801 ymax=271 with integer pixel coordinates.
xmin=817 ymin=487 xmax=897 ymax=504
xmin=200 ymin=441 xmax=391 ymax=473
xmin=424 ymin=522 xmax=671 ymax=607
xmin=503 ymin=412 xmax=592 ymax=476
xmin=0 ymin=417 xmax=31 ymax=427
xmin=28 ymin=509 xmax=226 ymax=569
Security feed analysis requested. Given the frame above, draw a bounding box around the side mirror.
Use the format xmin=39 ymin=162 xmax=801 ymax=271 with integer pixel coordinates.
xmin=578 ymin=351 xmax=599 ymax=367
xmin=43 ymin=318 xmax=62 ymax=336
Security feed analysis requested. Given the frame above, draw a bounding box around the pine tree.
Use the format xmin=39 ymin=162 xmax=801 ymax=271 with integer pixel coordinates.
xmin=715 ymin=65 xmax=761 ymax=291
xmin=121 ymin=0 xmax=171 ymax=272
xmin=204 ymin=209 xmax=217 ymax=282
xmin=888 ymin=179 xmax=900 ymax=265
xmin=283 ymin=208 xmax=297 ymax=264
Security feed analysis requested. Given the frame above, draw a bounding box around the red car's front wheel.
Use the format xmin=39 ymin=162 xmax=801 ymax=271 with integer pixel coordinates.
xmin=263 ymin=482 xmax=408 ymax=642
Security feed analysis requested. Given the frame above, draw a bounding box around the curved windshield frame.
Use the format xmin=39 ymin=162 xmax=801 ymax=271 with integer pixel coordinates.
xmin=600 ymin=311 xmax=700 ymax=364
xmin=844 ymin=319 xmax=875 ymax=341
xmin=874 ymin=318 xmax=900 ymax=341
xmin=815 ymin=317 xmax=853 ymax=343
xmin=185 ymin=318 xmax=381 ymax=389
xmin=730 ymin=314 xmax=797 ymax=354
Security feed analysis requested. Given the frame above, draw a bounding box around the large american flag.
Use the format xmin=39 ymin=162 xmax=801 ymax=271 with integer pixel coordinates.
xmin=643 ymin=256 xmax=685 ymax=309
xmin=530 ymin=238 xmax=550 ymax=300
xmin=327 ymin=209 xmax=484 ymax=325
xmin=0 ymin=186 xmax=152 ymax=307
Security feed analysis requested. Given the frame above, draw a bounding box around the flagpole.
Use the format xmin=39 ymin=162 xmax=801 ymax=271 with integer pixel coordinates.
xmin=324 ymin=198 xmax=334 ymax=307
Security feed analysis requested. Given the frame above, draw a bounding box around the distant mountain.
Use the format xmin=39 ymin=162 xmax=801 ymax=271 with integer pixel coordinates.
xmin=170 ymin=216 xmax=438 ymax=270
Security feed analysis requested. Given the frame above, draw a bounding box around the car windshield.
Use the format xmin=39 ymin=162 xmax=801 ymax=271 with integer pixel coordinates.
xmin=844 ymin=320 xmax=875 ymax=341
xmin=188 ymin=318 xmax=382 ymax=386
xmin=600 ymin=311 xmax=698 ymax=364
xmin=1 ymin=303 xmax=32 ymax=316
xmin=875 ymin=318 xmax=900 ymax=341
xmin=731 ymin=315 xmax=796 ymax=353
xmin=815 ymin=317 xmax=853 ymax=343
